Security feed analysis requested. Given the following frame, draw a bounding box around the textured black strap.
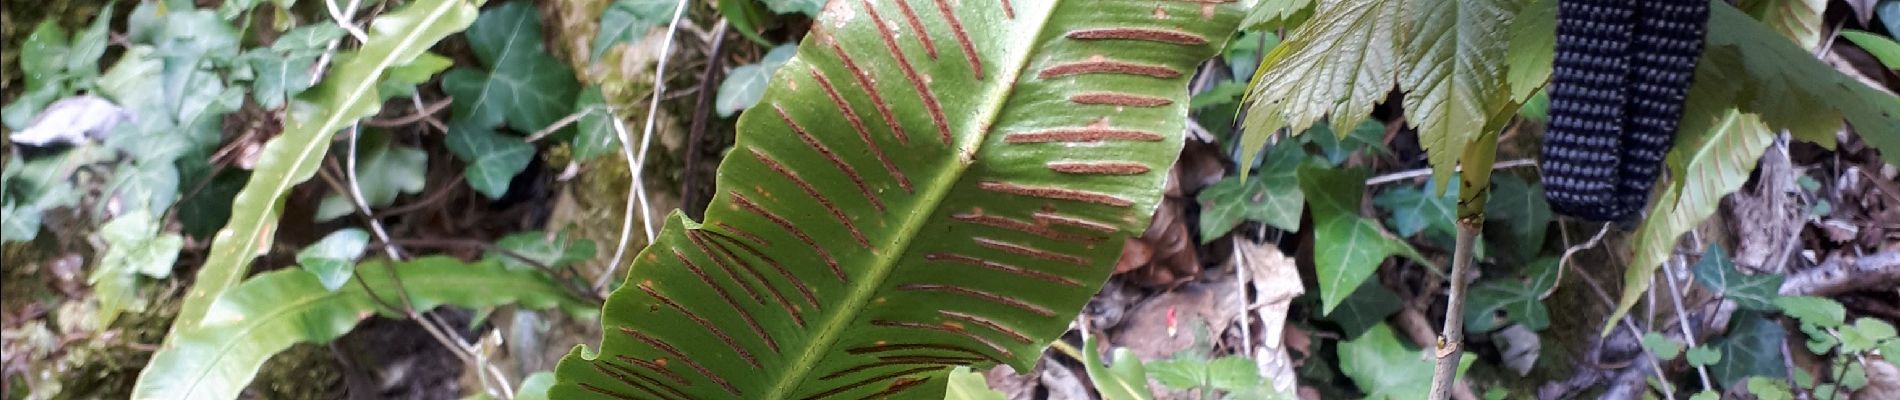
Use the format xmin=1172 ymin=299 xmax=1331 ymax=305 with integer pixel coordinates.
xmin=1618 ymin=0 xmax=1710 ymax=216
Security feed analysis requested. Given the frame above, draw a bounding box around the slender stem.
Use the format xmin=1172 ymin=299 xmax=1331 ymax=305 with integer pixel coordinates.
xmin=1429 ymin=219 xmax=1480 ymax=400
xmin=599 ymin=0 xmax=688 ymax=292
xmin=1662 ymin=255 xmax=1715 ymax=391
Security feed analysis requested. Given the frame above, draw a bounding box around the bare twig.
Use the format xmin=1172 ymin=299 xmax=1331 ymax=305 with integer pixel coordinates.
xmin=598 ymin=0 xmax=688 ymax=292
xmin=1662 ymin=255 xmax=1715 ymax=391
xmin=523 ymin=107 xmax=601 ymax=142
xmin=365 ymin=98 xmax=452 ymax=128
xmin=1779 ymin=250 xmax=1900 ymax=296
xmin=1364 ymin=159 xmax=1539 ymax=186
xmin=681 ymin=19 xmax=731 ymax=220
xmin=1545 ymin=222 xmax=1614 ymax=300
xmin=1429 ymin=221 xmax=1480 ymax=400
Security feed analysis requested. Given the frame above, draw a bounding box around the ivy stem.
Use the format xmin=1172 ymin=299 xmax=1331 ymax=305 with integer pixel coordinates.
xmin=1429 ymin=219 xmax=1479 ymax=400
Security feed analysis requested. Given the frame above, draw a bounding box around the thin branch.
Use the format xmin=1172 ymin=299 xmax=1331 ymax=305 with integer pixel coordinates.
xmin=1365 ymin=159 xmax=1539 ymax=186
xmin=1662 ymin=255 xmax=1715 ymax=391
xmin=365 ymin=98 xmax=452 ymax=128
xmin=1545 ymin=222 xmax=1614 ymax=300
xmin=681 ymin=19 xmax=731 ymax=220
xmin=1429 ymin=220 xmax=1480 ymax=400
xmin=523 ymin=107 xmax=601 ymax=142
xmin=598 ymin=0 xmax=687 ymax=292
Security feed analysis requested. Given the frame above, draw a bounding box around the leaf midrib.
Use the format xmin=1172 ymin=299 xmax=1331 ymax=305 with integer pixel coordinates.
xmin=757 ymin=4 xmax=1061 ymax=398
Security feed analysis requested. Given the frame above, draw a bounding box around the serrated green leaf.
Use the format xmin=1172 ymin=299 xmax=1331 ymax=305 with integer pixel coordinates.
xmin=1690 ymin=245 xmax=1782 ymax=310
xmin=1504 ymin=0 xmax=1553 ymax=102
xmin=1323 ymin=278 xmax=1403 ymax=340
xmin=175 ymin=0 xmax=479 ymax=337
xmin=1085 ymin=336 xmax=1155 ymax=400
xmin=491 ymin=230 xmax=596 ymax=271
xmin=945 ymin=366 xmax=1004 ymax=400
xmin=447 ymin=122 xmax=535 ymax=199
xmin=571 ymin=87 xmax=620 ymax=161
xmin=592 ymin=0 xmax=675 ymax=60
xmin=1197 ymin=142 xmax=1304 ymax=240
xmin=1743 ymin=0 xmax=1826 ymax=50
xmin=315 ymin=130 xmax=429 ymax=221
xmin=1301 ymin=164 xmax=1422 ymax=315
xmin=1608 ymin=111 xmax=1773 ymax=335
xmin=1397 ymin=0 xmax=1516 ymax=187
xmin=1340 ymin=323 xmax=1473 ymax=400
xmin=1241 ymin=0 xmax=1316 ymax=32
xmin=1776 ymin=296 xmax=1846 ymax=328
xmin=1464 ymin=257 xmax=1558 ymax=332
xmin=551 ymin=1 xmax=1245 ymax=397
xmin=444 ymin=1 xmax=581 ymax=134
xmin=295 ymin=228 xmax=370 ymax=291
xmin=1841 ymin=30 xmax=1900 ymax=69
xmin=132 ymin=257 xmax=596 ymax=400
xmin=1712 ymin=311 xmax=1789 ymax=389
xmin=1240 ymin=0 xmax=1402 ymax=178
xmin=1687 ymin=345 xmax=1722 ymax=367
xmin=1643 ymin=332 xmax=1684 ymax=361
xmin=717 ymin=44 xmax=798 ymax=117
xmin=1373 ymin=178 xmax=1457 ymax=238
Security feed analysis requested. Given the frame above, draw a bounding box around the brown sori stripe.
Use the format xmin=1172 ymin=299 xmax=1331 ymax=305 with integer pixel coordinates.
xmin=749 ymin=149 xmax=873 ymax=248
xmin=892 ymin=0 xmax=939 ymax=58
xmin=704 ymin=231 xmax=822 ymax=310
xmin=1039 ymin=58 xmax=1181 ymax=79
xmin=673 ymin=249 xmax=780 ymax=353
xmin=799 ymin=367 xmax=941 ymax=400
xmin=732 ymin=192 xmax=846 ymax=282
xmin=683 ymin=231 xmax=767 ymax=306
xmin=692 ymin=231 xmax=808 ymax=327
xmin=1033 ymin=211 xmax=1119 ymax=233
xmin=1066 ymin=27 xmax=1209 ymax=45
xmin=899 ymin=283 xmax=1057 ymax=317
xmin=940 ymin=310 xmax=1034 ymax=344
xmin=819 ymin=357 xmax=965 ymax=380
xmin=637 ymin=283 xmax=761 ymax=368
xmin=871 ymin=319 xmax=1014 ymax=359
xmin=860 ymin=0 xmax=953 ymax=144
xmin=847 ymin=343 xmax=1004 ymax=364
xmin=933 ymin=0 xmax=986 ymax=80
xmin=616 ymin=328 xmax=738 ymax=395
xmin=597 ymin=362 xmax=691 ymax=400
xmin=615 ymin=355 xmax=690 ymax=386
xmin=926 ymin=253 xmax=1082 ymax=286
xmin=855 ymin=377 xmax=932 ymax=400
xmin=825 ymin=37 xmax=909 ymax=145
xmin=773 ymin=106 xmax=888 ymax=213
xmin=1047 ymin=161 xmax=1152 ymax=175
xmin=952 ymin=212 xmax=1103 ymax=243
xmin=978 ymin=181 xmax=1135 ymax=207
xmin=808 ymin=69 xmax=914 ymax=193
xmin=1003 ymin=127 xmax=1165 ymax=143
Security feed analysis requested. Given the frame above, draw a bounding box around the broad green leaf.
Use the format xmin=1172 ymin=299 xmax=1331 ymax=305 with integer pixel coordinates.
xmin=717 ymin=44 xmax=799 ymax=117
xmin=571 ymin=87 xmax=621 ymax=161
xmin=761 ymin=0 xmax=821 ymax=15
xmin=1463 ymin=257 xmax=1558 ymax=332
xmin=1880 ymin=341 xmax=1900 ymax=369
xmin=93 ymin=210 xmax=184 ymax=327
xmin=515 ymin=372 xmax=556 ymax=400
xmin=446 ymin=123 xmax=535 ymax=199
xmin=378 ymin=52 xmax=455 ymax=99
xmin=1396 ymin=0 xmax=1516 ymax=186
xmin=1322 ymin=279 xmax=1402 ymax=340
xmin=1339 ymin=324 xmax=1473 ymax=399
xmin=1776 ymin=296 xmax=1846 ymax=328
xmin=295 ymin=228 xmax=370 ymax=291
xmin=68 ymin=4 xmax=115 ymax=79
xmin=1841 ymin=318 xmax=1896 ymax=353
xmin=315 ymin=130 xmax=430 ymax=221
xmin=553 ymin=1 xmax=1244 ymax=398
xmin=1747 ymin=377 xmax=1794 ymax=400
xmin=1241 ymin=0 xmax=1316 ymax=32
xmin=1240 ymin=0 xmax=1402 ymax=177
xmin=1801 ymin=322 xmax=1839 ymax=353
xmin=1608 ymin=111 xmax=1773 ymax=335
xmin=1841 ymin=30 xmax=1900 ymax=69
xmin=1742 ymin=0 xmax=1827 ymax=50
xmin=944 ymin=367 xmax=1004 ymax=400
xmin=1704 ymin=3 xmax=1900 ymax=154
xmin=1302 ymin=119 xmax=1387 ymax=167
xmin=176 ymin=0 xmax=478 ymax=336
xmin=1 ymin=202 xmax=42 ymax=242
xmin=720 ymin=0 xmax=775 ymax=46
xmin=1690 ymin=245 xmax=1782 ymax=310
xmin=443 ymin=1 xmax=581 ymax=134
xmin=1147 ymin=354 xmax=1261 ymax=393
xmin=1504 ymin=0 xmax=1553 ymax=102
xmin=1687 ymin=345 xmax=1721 ymax=367
xmin=592 ymin=0 xmax=676 ymax=60
xmin=1085 ymin=336 xmax=1155 ymax=400
xmin=1300 ymin=164 xmax=1423 ymax=314
xmin=147 ymin=9 xmax=240 ymax=120
xmin=132 ymin=257 xmax=596 ymax=400
xmin=491 ymin=230 xmax=597 ymax=271
xmin=20 ymin=21 xmax=71 ymax=89
xmin=1483 ymin=174 xmax=1549 ymax=258
xmin=1711 ymin=311 xmax=1789 ymax=389
xmin=1643 ymin=332 xmax=1684 ymax=361
xmin=1197 ymin=142 xmax=1304 ymax=240
xmin=272 ymin=24 xmax=348 ymax=53
xmin=1373 ymin=178 xmax=1456 ymax=238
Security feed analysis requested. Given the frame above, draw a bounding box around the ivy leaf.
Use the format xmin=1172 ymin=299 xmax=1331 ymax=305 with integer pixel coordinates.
xmin=148 ymin=9 xmax=241 ymax=119
xmin=592 ymin=0 xmax=675 ymax=60
xmin=1690 ymin=245 xmax=1782 ymax=310
xmin=443 ymin=0 xmax=581 ymax=134
xmin=1148 ymin=354 xmax=1262 ymax=393
xmin=447 ymin=122 xmax=535 ymax=199
xmin=715 ymin=44 xmax=798 ymax=117
xmin=1463 ymin=257 xmax=1559 ymax=332
xmin=1841 ymin=318 xmax=1896 ymax=353
xmin=315 ymin=130 xmax=429 ymax=221
xmin=490 ymin=230 xmax=596 ymax=271
xmin=1322 ymin=279 xmax=1403 ymax=340
xmin=1240 ymin=0 xmax=1402 ymax=178
xmin=20 ymin=21 xmax=72 ymax=89
xmin=245 ymin=51 xmax=320 ymax=110
xmin=67 ymin=4 xmax=115 ymax=80
xmin=1396 ymin=0 xmax=1516 ymax=186
xmin=1483 ymin=174 xmax=1550 ymax=258
xmin=1687 ymin=345 xmax=1722 ymax=367
xmin=571 ymin=87 xmax=621 ymax=162
xmin=1643 ymin=332 xmax=1685 ymax=361
xmin=1775 ymin=296 xmax=1846 ymax=328
xmin=1339 ymin=323 xmax=1474 ymax=400
xmin=1711 ymin=311 xmax=1789 ymax=389
xmin=1373 ymin=178 xmax=1457 ymax=238
xmin=1197 ymin=142 xmax=1305 ymax=240
xmin=93 ymin=210 xmax=183 ymax=326
xmin=945 ymin=367 xmax=1004 ymax=400
xmin=1302 ymin=119 xmax=1388 ymax=167
xmin=1300 ymin=164 xmax=1423 ymax=315
xmin=1504 ymin=0 xmax=1554 ymax=102
xmin=296 ymin=228 xmax=370 ymax=291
